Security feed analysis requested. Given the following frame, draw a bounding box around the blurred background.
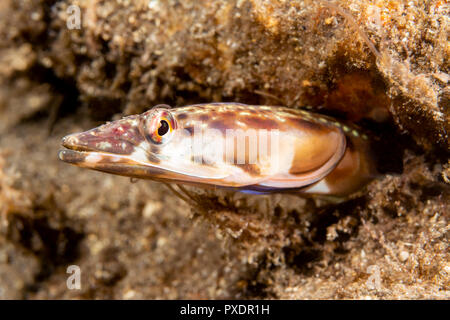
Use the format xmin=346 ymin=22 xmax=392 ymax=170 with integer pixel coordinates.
xmin=0 ymin=0 xmax=448 ymax=299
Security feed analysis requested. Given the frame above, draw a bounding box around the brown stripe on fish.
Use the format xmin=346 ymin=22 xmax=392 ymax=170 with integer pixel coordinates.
xmin=240 ymin=116 xmax=279 ymax=130
xmin=284 ymin=117 xmax=328 ymax=133
xmin=176 ymin=113 xmax=188 ymax=120
xmin=235 ymin=163 xmax=261 ymax=176
xmin=147 ymin=148 xmax=162 ymax=164
xmin=208 ymin=119 xmax=235 ymax=133
xmin=183 ymin=126 xmax=195 ymax=135
xmin=190 ymin=155 xmax=217 ymax=167
xmin=149 ymin=144 xmax=161 ymax=155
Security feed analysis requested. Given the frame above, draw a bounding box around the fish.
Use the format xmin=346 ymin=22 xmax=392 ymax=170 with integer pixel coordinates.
xmin=58 ymin=103 xmax=377 ymax=197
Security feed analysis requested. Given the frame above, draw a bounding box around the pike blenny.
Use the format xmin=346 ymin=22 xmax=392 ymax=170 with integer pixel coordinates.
xmin=59 ymin=103 xmax=377 ymax=196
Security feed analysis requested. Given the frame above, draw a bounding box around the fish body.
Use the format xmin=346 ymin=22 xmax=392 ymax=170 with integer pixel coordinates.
xmin=59 ymin=103 xmax=377 ymax=196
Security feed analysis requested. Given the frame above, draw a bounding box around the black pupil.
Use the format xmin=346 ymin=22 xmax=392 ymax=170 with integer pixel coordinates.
xmin=158 ymin=120 xmax=169 ymax=136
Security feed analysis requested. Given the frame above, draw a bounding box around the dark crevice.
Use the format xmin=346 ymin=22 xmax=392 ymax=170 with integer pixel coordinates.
xmin=29 ymin=64 xmax=80 ymax=117
xmin=12 ymin=63 xmax=80 ymax=130
xmin=309 ymin=197 xmax=365 ymax=243
xmin=5 ymin=196 xmax=84 ymax=296
xmin=283 ymin=246 xmax=322 ymax=276
xmin=233 ymin=255 xmax=276 ymax=299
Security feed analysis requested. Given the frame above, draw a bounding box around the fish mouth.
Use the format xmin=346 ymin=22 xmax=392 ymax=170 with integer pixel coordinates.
xmin=59 ymin=132 xmax=129 ymax=162
xmin=58 ymin=148 xmax=125 ymax=165
xmin=58 ymin=114 xmax=233 ymax=183
xmin=58 ymin=145 xmax=173 ymax=180
xmin=58 ymin=113 xmax=146 ymax=166
xmin=58 ymin=132 xmax=156 ymax=178
xmin=59 ymin=135 xmax=103 ymax=164
xmin=58 ymin=148 xmax=89 ymax=164
xmin=58 ymin=133 xmax=231 ymax=183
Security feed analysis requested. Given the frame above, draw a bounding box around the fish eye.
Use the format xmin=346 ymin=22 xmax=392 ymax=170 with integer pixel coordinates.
xmin=142 ymin=107 xmax=176 ymax=144
xmin=158 ymin=119 xmax=169 ymax=136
